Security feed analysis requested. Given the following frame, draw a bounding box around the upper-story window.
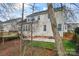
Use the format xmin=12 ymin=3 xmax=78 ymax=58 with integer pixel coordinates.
xmin=28 ymin=19 xmax=30 ymax=22
xmin=43 ymin=25 xmax=46 ymax=31
xmin=38 ymin=16 xmax=40 ymax=20
xmin=31 ymin=17 xmax=35 ymax=21
xmin=28 ymin=17 xmax=35 ymax=22
xmin=58 ymin=24 xmax=62 ymax=31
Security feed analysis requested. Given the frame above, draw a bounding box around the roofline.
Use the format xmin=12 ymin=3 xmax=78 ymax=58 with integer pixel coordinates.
xmin=26 ymin=7 xmax=64 ymax=17
xmin=26 ymin=10 xmax=47 ymax=17
xmin=3 ymin=17 xmax=22 ymax=23
xmin=65 ymin=22 xmax=79 ymax=24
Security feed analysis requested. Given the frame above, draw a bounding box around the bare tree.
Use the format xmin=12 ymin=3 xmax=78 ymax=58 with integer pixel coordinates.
xmin=19 ymin=3 xmax=24 ymax=56
xmin=22 ymin=3 xmax=37 ymax=56
xmin=47 ymin=3 xmax=66 ymax=56
xmin=0 ymin=3 xmax=17 ymax=20
xmin=0 ymin=3 xmax=17 ymax=45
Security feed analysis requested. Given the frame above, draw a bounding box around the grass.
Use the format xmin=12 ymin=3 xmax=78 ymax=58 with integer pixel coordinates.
xmin=0 ymin=32 xmax=76 ymax=55
xmin=63 ymin=39 xmax=76 ymax=55
xmin=30 ymin=40 xmax=76 ymax=55
xmin=63 ymin=40 xmax=76 ymax=49
xmin=30 ymin=40 xmax=75 ymax=49
xmin=26 ymin=40 xmax=55 ymax=49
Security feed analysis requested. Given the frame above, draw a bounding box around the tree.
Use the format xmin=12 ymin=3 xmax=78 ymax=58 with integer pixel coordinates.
xmin=0 ymin=3 xmax=17 ymax=20
xmin=19 ymin=3 xmax=24 ymax=56
xmin=0 ymin=3 xmax=17 ymax=45
xmin=21 ymin=3 xmax=38 ymax=56
xmin=47 ymin=3 xmax=66 ymax=56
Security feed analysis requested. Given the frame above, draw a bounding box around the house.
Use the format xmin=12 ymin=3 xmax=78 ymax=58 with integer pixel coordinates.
xmin=2 ymin=18 xmax=21 ymax=32
xmin=65 ymin=22 xmax=79 ymax=32
xmin=0 ymin=21 xmax=3 ymax=32
xmin=17 ymin=8 xmax=66 ymax=42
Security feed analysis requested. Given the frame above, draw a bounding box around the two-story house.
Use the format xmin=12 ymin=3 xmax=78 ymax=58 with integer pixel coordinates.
xmin=17 ymin=8 xmax=66 ymax=42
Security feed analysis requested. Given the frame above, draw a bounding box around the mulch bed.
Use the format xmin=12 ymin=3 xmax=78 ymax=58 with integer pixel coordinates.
xmin=63 ymin=33 xmax=74 ymax=40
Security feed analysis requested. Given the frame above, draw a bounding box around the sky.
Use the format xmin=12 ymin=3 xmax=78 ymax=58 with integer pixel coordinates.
xmin=0 ymin=3 xmax=79 ymax=23
xmin=0 ymin=3 xmax=47 ymax=21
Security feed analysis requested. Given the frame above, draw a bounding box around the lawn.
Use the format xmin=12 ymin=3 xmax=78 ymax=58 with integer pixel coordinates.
xmin=31 ymin=41 xmax=55 ymax=49
xmin=28 ymin=40 xmax=76 ymax=55
xmin=0 ymin=39 xmax=76 ymax=55
xmin=63 ymin=40 xmax=76 ymax=55
xmin=0 ymin=32 xmax=76 ymax=55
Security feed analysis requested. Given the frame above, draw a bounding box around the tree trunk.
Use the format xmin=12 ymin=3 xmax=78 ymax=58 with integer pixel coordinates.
xmin=47 ymin=3 xmax=66 ymax=56
xmin=20 ymin=3 xmax=24 ymax=56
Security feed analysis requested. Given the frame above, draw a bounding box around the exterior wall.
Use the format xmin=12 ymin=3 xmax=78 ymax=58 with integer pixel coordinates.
xmin=0 ymin=23 xmax=3 ymax=32
xmin=2 ymin=11 xmax=66 ymax=42
xmin=2 ymin=19 xmax=21 ymax=32
xmin=22 ymin=11 xmax=65 ymax=41
xmin=63 ymin=24 xmax=68 ymax=32
xmin=55 ymin=11 xmax=65 ymax=36
xmin=3 ymin=23 xmax=11 ymax=32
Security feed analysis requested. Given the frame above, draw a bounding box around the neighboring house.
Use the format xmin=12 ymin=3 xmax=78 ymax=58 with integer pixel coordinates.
xmin=65 ymin=22 xmax=79 ymax=32
xmin=17 ymin=8 xmax=66 ymax=41
xmin=2 ymin=18 xmax=21 ymax=32
xmin=0 ymin=21 xmax=3 ymax=32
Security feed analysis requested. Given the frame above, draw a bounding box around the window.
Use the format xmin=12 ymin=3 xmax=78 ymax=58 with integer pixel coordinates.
xmin=58 ymin=24 xmax=62 ymax=31
xmin=28 ymin=19 xmax=30 ymax=21
xmin=28 ymin=17 xmax=35 ymax=22
xmin=23 ymin=25 xmax=26 ymax=31
xmin=65 ymin=25 xmax=67 ymax=30
xmin=38 ymin=16 xmax=40 ymax=20
xmin=18 ymin=27 xmax=21 ymax=31
xmin=68 ymin=24 xmax=70 ymax=28
xmin=43 ymin=25 xmax=46 ymax=31
xmin=28 ymin=25 xmax=31 ymax=31
xmin=32 ymin=17 xmax=35 ymax=21
xmin=26 ymin=25 xmax=27 ymax=31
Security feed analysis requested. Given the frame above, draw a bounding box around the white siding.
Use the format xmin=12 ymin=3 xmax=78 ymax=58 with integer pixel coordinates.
xmin=23 ymin=11 xmax=65 ymax=37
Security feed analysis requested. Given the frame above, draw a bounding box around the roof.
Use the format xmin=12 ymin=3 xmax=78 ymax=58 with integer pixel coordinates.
xmin=17 ymin=7 xmax=64 ymax=25
xmin=3 ymin=18 xmax=21 ymax=23
xmin=27 ymin=7 xmax=63 ymax=17
xmin=17 ymin=19 xmax=39 ymax=25
xmin=2 ymin=7 xmax=64 ymax=24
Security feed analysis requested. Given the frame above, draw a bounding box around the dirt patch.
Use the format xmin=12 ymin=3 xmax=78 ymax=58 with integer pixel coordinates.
xmin=0 ymin=39 xmax=56 ymax=56
xmin=24 ymin=47 xmax=56 ymax=56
